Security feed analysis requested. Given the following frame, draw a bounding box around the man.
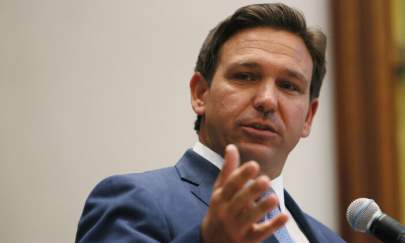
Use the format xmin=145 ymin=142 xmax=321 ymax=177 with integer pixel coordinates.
xmin=76 ymin=3 xmax=345 ymax=243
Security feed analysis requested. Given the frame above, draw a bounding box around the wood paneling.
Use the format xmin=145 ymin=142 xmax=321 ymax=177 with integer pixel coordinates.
xmin=331 ymin=0 xmax=400 ymax=242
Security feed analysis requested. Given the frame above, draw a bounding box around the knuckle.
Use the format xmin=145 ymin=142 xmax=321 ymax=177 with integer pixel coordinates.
xmin=249 ymin=181 xmax=265 ymax=195
xmin=240 ymin=165 xmax=255 ymax=179
xmin=257 ymin=203 xmax=273 ymax=217
xmin=223 ymin=179 xmax=240 ymax=196
xmin=210 ymin=192 xmax=223 ymax=206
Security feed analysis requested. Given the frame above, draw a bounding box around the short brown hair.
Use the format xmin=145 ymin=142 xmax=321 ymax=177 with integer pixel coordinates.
xmin=194 ymin=3 xmax=327 ymax=132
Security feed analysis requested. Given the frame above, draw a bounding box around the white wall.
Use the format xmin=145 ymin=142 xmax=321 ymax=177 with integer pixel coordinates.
xmin=0 ymin=1 xmax=338 ymax=242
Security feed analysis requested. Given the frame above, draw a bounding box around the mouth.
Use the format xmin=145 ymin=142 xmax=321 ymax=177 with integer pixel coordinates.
xmin=240 ymin=121 xmax=279 ymax=139
xmin=246 ymin=123 xmax=277 ymax=133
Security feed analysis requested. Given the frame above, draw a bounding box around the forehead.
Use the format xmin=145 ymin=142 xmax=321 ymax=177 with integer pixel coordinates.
xmin=217 ymin=27 xmax=313 ymax=80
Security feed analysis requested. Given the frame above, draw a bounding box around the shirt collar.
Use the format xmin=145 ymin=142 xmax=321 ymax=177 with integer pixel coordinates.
xmin=192 ymin=141 xmax=224 ymax=170
xmin=192 ymin=141 xmax=285 ymax=211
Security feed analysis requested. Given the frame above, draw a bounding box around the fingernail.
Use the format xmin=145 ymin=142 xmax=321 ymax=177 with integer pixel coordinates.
xmin=226 ymin=144 xmax=235 ymax=151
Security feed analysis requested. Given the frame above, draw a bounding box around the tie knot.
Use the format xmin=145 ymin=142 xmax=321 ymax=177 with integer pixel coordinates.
xmin=264 ymin=187 xmax=276 ymax=196
xmin=262 ymin=187 xmax=283 ymax=218
xmin=260 ymin=187 xmax=278 ymax=206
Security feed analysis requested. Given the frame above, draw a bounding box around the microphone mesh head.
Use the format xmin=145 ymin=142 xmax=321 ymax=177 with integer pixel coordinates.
xmin=346 ymin=198 xmax=381 ymax=232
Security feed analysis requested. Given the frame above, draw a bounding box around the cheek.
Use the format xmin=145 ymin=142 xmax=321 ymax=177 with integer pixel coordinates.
xmin=282 ymin=100 xmax=309 ymax=133
xmin=220 ymin=95 xmax=243 ymax=117
xmin=210 ymin=84 xmax=248 ymax=120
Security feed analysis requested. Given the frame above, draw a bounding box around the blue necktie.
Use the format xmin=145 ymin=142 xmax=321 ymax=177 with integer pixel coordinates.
xmin=262 ymin=189 xmax=294 ymax=243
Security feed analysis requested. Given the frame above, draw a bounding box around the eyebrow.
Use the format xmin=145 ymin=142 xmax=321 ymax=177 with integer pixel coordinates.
xmin=227 ymin=62 xmax=261 ymax=70
xmin=284 ymin=69 xmax=309 ymax=84
xmin=227 ymin=61 xmax=309 ymax=83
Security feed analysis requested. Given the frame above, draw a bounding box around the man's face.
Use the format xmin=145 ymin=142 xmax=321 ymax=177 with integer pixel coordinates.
xmin=191 ymin=27 xmax=318 ymax=178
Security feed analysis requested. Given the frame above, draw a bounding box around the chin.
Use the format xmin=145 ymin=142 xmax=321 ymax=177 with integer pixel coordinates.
xmin=236 ymin=142 xmax=285 ymax=178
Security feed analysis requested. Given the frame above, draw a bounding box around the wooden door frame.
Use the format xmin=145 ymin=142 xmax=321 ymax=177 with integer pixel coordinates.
xmin=331 ymin=0 xmax=400 ymax=242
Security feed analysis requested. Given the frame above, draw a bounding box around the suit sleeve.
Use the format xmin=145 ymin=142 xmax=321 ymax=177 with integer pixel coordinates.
xmin=75 ymin=175 xmax=203 ymax=243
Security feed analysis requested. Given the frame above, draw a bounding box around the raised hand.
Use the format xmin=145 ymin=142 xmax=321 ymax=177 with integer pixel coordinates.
xmin=201 ymin=144 xmax=289 ymax=243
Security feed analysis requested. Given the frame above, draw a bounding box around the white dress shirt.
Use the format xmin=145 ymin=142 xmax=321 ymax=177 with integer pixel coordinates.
xmin=193 ymin=141 xmax=309 ymax=242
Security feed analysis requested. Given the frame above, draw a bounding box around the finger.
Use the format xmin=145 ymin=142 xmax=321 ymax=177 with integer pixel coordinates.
xmin=228 ymin=175 xmax=271 ymax=218
xmin=214 ymin=144 xmax=239 ymax=189
xmin=220 ymin=160 xmax=260 ymax=201
xmin=246 ymin=213 xmax=289 ymax=242
xmin=240 ymin=192 xmax=279 ymax=225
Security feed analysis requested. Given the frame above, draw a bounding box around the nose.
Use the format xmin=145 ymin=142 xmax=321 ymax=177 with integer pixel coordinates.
xmin=253 ymin=82 xmax=278 ymax=116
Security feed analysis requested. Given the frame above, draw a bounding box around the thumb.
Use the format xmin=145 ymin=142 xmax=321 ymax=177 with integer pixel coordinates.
xmin=214 ymin=144 xmax=240 ymax=189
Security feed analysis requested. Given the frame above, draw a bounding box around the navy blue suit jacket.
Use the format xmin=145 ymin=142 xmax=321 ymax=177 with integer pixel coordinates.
xmin=76 ymin=149 xmax=345 ymax=243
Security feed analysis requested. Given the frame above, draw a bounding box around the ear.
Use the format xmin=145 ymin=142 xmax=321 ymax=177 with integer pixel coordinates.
xmin=301 ymin=98 xmax=319 ymax=138
xmin=190 ymin=72 xmax=210 ymax=116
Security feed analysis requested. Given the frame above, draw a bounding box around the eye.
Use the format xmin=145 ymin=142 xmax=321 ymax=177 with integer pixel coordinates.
xmin=232 ymin=72 xmax=258 ymax=82
xmin=277 ymin=80 xmax=300 ymax=92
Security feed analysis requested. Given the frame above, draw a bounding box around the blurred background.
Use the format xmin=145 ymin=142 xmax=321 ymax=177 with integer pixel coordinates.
xmin=0 ymin=0 xmax=403 ymax=242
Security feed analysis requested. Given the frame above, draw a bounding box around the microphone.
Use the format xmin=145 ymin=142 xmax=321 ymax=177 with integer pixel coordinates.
xmin=346 ymin=198 xmax=405 ymax=243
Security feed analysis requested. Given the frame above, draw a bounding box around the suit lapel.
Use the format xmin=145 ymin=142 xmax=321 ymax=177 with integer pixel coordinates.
xmin=175 ymin=149 xmax=220 ymax=206
xmin=284 ymin=190 xmax=327 ymax=243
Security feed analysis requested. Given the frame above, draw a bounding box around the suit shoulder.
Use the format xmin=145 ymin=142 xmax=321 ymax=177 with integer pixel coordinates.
xmin=92 ymin=166 xmax=178 ymax=194
xmin=76 ymin=168 xmax=177 ymax=243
